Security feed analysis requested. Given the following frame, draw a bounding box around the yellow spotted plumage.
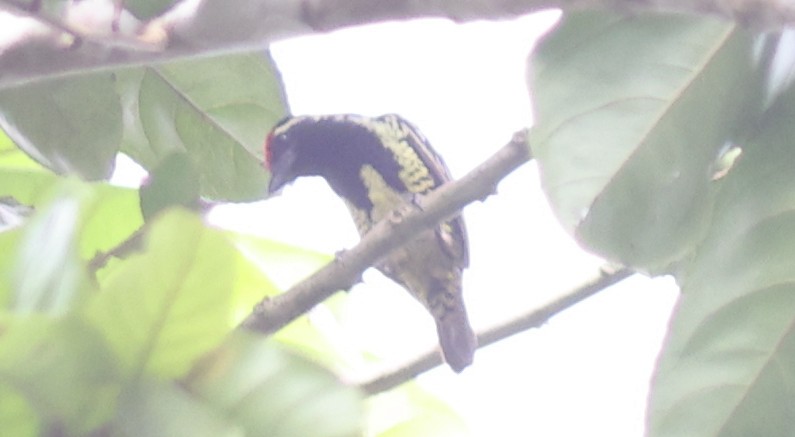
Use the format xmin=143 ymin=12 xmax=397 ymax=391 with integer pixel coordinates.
xmin=265 ymin=114 xmax=476 ymax=371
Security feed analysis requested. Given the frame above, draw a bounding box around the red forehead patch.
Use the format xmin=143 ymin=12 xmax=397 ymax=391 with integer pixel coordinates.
xmin=263 ymin=130 xmax=275 ymax=170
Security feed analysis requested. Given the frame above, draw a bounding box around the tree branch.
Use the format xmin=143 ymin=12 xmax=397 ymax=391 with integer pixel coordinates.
xmin=1 ymin=0 xmax=792 ymax=89
xmin=241 ymin=130 xmax=532 ymax=334
xmin=357 ymin=265 xmax=635 ymax=394
xmin=88 ymin=227 xmax=145 ymax=274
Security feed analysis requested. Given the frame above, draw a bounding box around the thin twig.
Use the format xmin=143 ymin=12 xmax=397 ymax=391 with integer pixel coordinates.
xmin=357 ymin=265 xmax=635 ymax=394
xmin=241 ymin=130 xmax=532 ymax=334
xmin=88 ymin=226 xmax=145 ymax=274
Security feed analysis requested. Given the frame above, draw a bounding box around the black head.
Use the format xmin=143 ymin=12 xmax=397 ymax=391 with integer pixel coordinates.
xmin=263 ymin=113 xmax=469 ymax=263
xmin=263 ymin=115 xmax=403 ymax=205
xmin=264 ymin=116 xmax=304 ymax=194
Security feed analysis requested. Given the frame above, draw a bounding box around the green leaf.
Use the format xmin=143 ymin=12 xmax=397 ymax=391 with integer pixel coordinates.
xmin=0 ymin=165 xmax=59 ymax=214
xmin=77 ymin=182 xmax=142 ymax=260
xmin=115 ymin=379 xmax=242 ymax=437
xmin=0 ymin=132 xmax=62 ymax=207
xmin=10 ymin=182 xmax=92 ymax=314
xmin=189 ymin=332 xmax=364 ymax=437
xmin=116 ymin=52 xmax=288 ymax=201
xmin=226 ymin=233 xmax=331 ymax=292
xmin=0 ymin=197 xmax=33 ymax=229
xmin=224 ymin=233 xmax=343 ymax=362
xmin=125 ymin=0 xmax=182 ymax=20
xmin=528 ymin=12 xmax=758 ymax=271
xmin=368 ymin=384 xmax=468 ymax=437
xmin=85 ymin=209 xmax=240 ymax=379
xmin=0 ymin=316 xmax=119 ymax=435
xmin=0 ymin=72 xmax=122 ymax=180
xmin=0 ymin=229 xmax=22 ymax=307
xmin=647 ymin=81 xmax=795 ymax=436
xmin=0 ymin=383 xmax=40 ymax=437
xmin=0 ymin=130 xmax=42 ymax=170
xmin=139 ymin=152 xmax=201 ymax=221
xmin=4 ymin=179 xmax=141 ymax=313
xmin=221 ymin=235 xmax=282 ymax=325
xmin=0 ymin=160 xmax=142 ymax=269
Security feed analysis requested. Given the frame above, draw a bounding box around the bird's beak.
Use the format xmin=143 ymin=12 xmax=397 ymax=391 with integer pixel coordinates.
xmin=267 ymin=171 xmax=288 ymax=195
xmin=266 ymin=148 xmax=297 ymax=195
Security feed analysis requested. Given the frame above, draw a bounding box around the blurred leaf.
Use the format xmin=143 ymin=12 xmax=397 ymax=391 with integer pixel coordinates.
xmin=0 ymin=72 xmax=122 ymax=180
xmin=0 ymin=130 xmax=41 ymax=170
xmin=85 ymin=209 xmax=240 ymax=379
xmin=0 ymin=164 xmax=59 ymax=220
xmin=227 ymin=233 xmax=331 ymax=292
xmin=0 ymin=383 xmax=39 ymax=437
xmin=222 ymin=238 xmax=281 ymax=326
xmin=4 ymin=178 xmax=140 ymax=312
xmin=368 ymin=384 xmax=468 ymax=437
xmin=77 ymin=182 xmax=142 ymax=260
xmin=0 ymin=122 xmax=66 ymax=206
xmin=15 ymin=0 xmax=71 ymax=17
xmin=0 ymin=165 xmax=58 ymax=208
xmin=647 ymin=78 xmax=795 ymax=436
xmin=528 ymin=12 xmax=759 ymax=271
xmin=116 ymin=52 xmax=288 ymax=201
xmin=225 ymin=232 xmax=343 ymax=362
xmin=0 ymin=316 xmax=119 ymax=435
xmin=139 ymin=152 xmax=201 ymax=221
xmin=115 ymin=379 xmax=241 ymax=437
xmin=10 ymin=182 xmax=91 ymax=315
xmin=0 ymin=197 xmax=32 ymax=229
xmin=0 ymin=156 xmax=142 ymax=265
xmin=0 ymin=229 xmax=21 ymax=307
xmin=189 ymin=332 xmax=364 ymax=437
xmin=125 ymin=0 xmax=182 ymax=20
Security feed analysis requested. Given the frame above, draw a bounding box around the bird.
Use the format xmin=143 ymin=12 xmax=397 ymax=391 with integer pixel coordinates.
xmin=264 ymin=113 xmax=476 ymax=372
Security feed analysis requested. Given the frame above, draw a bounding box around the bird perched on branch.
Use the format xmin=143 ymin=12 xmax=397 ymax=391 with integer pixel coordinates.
xmin=264 ymin=114 xmax=476 ymax=372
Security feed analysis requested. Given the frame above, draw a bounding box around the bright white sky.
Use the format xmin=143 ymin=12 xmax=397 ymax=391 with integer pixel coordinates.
xmin=210 ymin=10 xmax=680 ymax=437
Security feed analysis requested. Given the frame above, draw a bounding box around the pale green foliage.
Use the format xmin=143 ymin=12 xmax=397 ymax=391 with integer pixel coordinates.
xmin=2 ymin=1 xmax=794 ymax=436
xmin=0 ymin=45 xmax=365 ymax=433
xmin=530 ymin=11 xmax=795 ymax=437
xmin=530 ymin=12 xmax=758 ymax=272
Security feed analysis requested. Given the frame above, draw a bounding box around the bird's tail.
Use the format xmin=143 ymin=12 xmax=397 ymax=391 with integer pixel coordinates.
xmin=435 ymin=301 xmax=477 ymax=372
